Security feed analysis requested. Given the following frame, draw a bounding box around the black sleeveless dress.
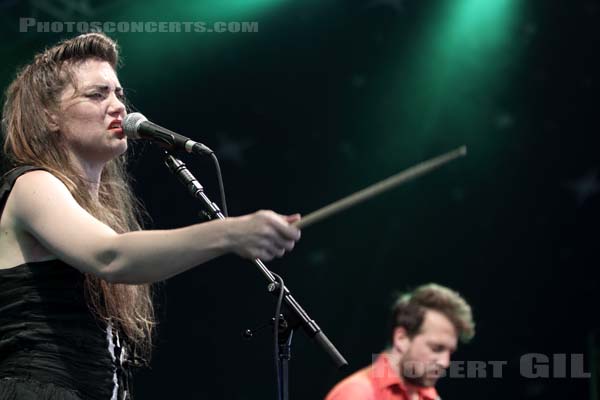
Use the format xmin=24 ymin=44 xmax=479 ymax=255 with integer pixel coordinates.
xmin=0 ymin=167 xmax=134 ymax=400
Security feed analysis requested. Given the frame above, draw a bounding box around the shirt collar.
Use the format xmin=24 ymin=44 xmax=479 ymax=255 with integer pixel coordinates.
xmin=369 ymin=353 xmax=439 ymax=400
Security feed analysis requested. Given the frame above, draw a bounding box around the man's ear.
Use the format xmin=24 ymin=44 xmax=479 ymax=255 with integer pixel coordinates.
xmin=392 ymin=326 xmax=411 ymax=354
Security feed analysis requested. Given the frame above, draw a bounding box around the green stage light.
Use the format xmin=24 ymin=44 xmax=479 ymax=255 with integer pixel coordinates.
xmin=188 ymin=0 xmax=289 ymax=20
xmin=365 ymin=0 xmax=521 ymax=168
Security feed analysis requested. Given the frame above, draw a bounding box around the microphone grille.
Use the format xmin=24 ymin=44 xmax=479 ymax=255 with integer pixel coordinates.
xmin=122 ymin=112 xmax=148 ymax=139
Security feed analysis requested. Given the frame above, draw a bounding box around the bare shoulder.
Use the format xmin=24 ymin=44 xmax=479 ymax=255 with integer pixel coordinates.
xmin=2 ymin=168 xmax=117 ymax=274
xmin=11 ymin=170 xmax=75 ymax=206
xmin=12 ymin=169 xmax=70 ymax=194
xmin=7 ymin=170 xmax=78 ymax=226
xmin=0 ymin=170 xmax=64 ymax=267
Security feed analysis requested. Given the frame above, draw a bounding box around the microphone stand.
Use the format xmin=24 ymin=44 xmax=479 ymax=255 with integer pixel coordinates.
xmin=162 ymin=152 xmax=348 ymax=398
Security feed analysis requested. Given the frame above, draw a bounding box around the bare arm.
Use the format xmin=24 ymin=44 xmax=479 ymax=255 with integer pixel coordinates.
xmin=9 ymin=171 xmax=300 ymax=284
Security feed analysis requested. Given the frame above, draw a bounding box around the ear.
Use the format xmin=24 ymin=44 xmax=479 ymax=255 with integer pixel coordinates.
xmin=45 ymin=109 xmax=60 ymax=133
xmin=392 ymin=326 xmax=411 ymax=354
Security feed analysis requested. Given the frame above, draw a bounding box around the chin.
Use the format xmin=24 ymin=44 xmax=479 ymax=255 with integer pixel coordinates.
xmin=403 ymin=375 xmax=439 ymax=388
xmin=100 ymin=143 xmax=127 ymax=163
xmin=114 ymin=139 xmax=128 ymax=155
xmin=421 ymin=378 xmax=439 ymax=387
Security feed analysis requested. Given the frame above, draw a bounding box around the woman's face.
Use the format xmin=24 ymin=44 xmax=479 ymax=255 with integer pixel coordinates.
xmin=56 ymin=58 xmax=127 ymax=165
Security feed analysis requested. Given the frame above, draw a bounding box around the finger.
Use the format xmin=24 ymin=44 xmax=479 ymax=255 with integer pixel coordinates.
xmin=259 ymin=235 xmax=288 ymax=253
xmin=269 ymin=214 xmax=301 ymax=241
xmin=257 ymin=239 xmax=281 ymax=260
xmin=266 ymin=242 xmax=285 ymax=258
xmin=255 ymin=249 xmax=274 ymax=262
xmin=264 ymin=246 xmax=282 ymax=261
xmin=284 ymin=213 xmax=301 ymax=224
xmin=269 ymin=235 xmax=295 ymax=252
xmin=283 ymin=240 xmax=295 ymax=252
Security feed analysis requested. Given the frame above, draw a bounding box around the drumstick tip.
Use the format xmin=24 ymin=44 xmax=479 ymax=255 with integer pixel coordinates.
xmin=459 ymin=145 xmax=467 ymax=156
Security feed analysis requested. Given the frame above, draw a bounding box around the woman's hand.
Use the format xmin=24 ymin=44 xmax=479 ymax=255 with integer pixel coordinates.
xmin=226 ymin=210 xmax=301 ymax=261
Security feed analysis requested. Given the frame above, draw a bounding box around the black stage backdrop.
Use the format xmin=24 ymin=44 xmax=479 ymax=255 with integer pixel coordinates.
xmin=1 ymin=0 xmax=598 ymax=399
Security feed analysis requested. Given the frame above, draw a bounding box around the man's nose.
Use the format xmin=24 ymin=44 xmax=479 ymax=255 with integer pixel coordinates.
xmin=437 ymin=351 xmax=451 ymax=369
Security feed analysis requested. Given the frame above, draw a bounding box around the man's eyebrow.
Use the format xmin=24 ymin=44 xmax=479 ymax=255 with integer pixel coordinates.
xmin=428 ymin=340 xmax=457 ymax=351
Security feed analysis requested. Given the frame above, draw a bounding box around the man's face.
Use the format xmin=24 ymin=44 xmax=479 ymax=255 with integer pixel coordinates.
xmin=395 ymin=310 xmax=458 ymax=387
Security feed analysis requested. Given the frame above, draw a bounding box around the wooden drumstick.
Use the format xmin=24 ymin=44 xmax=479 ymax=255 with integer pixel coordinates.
xmin=293 ymin=146 xmax=467 ymax=230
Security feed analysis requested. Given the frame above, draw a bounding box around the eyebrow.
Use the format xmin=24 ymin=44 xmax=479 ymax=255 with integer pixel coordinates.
xmin=84 ymin=84 xmax=124 ymax=93
xmin=428 ymin=340 xmax=457 ymax=352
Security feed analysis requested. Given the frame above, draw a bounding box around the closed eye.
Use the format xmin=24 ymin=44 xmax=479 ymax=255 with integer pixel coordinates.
xmin=84 ymin=85 xmax=124 ymax=101
xmin=429 ymin=343 xmax=456 ymax=354
xmin=431 ymin=345 xmax=446 ymax=353
xmin=87 ymin=92 xmax=105 ymax=100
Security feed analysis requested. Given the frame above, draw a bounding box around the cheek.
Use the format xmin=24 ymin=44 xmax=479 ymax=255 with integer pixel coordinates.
xmin=60 ymin=112 xmax=103 ymax=144
xmin=407 ymin=343 xmax=434 ymax=363
xmin=62 ymin=103 xmax=104 ymax=128
xmin=401 ymin=348 xmax=428 ymax=377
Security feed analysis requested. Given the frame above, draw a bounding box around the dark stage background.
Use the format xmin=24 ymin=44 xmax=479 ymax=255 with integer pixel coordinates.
xmin=1 ymin=0 xmax=599 ymax=399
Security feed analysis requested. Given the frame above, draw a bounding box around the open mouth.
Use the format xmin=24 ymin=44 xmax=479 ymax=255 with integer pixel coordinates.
xmin=108 ymin=120 xmax=123 ymax=133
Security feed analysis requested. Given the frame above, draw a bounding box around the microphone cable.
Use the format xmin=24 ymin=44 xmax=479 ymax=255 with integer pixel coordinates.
xmin=209 ymin=152 xmax=228 ymax=217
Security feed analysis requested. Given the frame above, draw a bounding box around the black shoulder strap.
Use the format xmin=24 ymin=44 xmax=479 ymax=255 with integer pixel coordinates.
xmin=0 ymin=166 xmax=45 ymax=215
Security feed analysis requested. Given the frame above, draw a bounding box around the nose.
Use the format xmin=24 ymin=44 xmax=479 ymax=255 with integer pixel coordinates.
xmin=437 ymin=351 xmax=451 ymax=369
xmin=108 ymin=92 xmax=126 ymax=117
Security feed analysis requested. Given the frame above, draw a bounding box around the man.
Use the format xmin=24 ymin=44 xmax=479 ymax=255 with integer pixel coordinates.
xmin=325 ymin=283 xmax=475 ymax=400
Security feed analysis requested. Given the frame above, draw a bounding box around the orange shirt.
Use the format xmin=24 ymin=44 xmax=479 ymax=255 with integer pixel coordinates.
xmin=325 ymin=354 xmax=439 ymax=400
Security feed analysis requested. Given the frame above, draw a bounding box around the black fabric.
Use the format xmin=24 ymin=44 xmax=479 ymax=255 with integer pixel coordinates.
xmin=0 ymin=377 xmax=84 ymax=400
xmin=0 ymin=167 xmax=133 ymax=400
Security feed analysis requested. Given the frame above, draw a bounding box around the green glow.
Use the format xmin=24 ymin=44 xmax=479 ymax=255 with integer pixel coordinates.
xmin=447 ymin=0 xmax=516 ymax=41
xmin=418 ymin=0 xmax=519 ymax=99
xmin=366 ymin=0 xmax=521 ymax=169
xmin=433 ymin=0 xmax=517 ymax=76
xmin=187 ymin=0 xmax=288 ymax=20
xmin=95 ymin=0 xmax=290 ymax=85
xmin=111 ymin=0 xmax=288 ymax=20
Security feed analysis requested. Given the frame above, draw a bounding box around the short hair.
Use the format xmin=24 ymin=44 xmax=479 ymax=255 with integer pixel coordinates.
xmin=391 ymin=283 xmax=475 ymax=343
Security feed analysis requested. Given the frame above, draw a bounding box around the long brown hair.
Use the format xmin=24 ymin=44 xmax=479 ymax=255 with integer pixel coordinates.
xmin=1 ymin=33 xmax=156 ymax=361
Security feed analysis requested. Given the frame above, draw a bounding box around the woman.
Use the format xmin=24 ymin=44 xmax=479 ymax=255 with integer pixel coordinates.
xmin=0 ymin=32 xmax=301 ymax=399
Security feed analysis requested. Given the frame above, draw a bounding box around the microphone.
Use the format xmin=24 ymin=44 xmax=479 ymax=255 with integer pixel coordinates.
xmin=123 ymin=112 xmax=213 ymax=155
